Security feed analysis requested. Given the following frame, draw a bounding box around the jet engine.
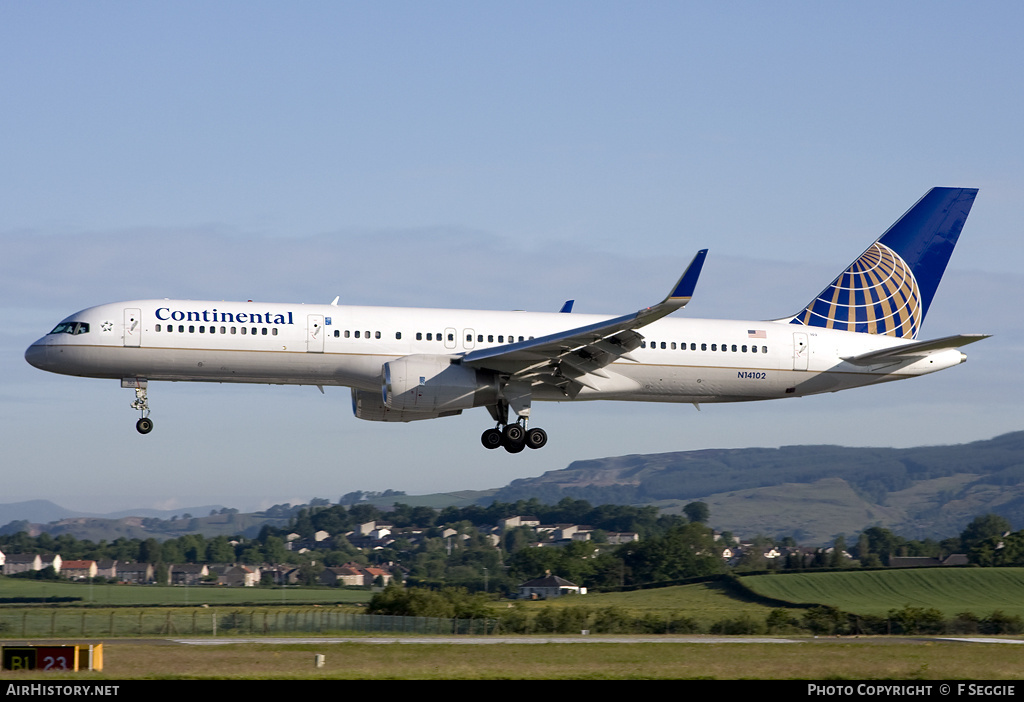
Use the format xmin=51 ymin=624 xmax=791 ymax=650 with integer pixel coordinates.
xmin=382 ymin=354 xmax=498 ymax=413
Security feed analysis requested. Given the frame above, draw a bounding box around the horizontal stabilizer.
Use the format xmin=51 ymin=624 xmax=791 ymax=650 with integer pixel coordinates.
xmin=842 ymin=333 xmax=990 ymax=366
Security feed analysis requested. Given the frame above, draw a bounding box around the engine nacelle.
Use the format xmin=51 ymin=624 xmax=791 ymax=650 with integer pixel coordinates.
xmin=351 ymin=389 xmax=461 ymax=423
xmin=382 ymin=354 xmax=498 ymax=413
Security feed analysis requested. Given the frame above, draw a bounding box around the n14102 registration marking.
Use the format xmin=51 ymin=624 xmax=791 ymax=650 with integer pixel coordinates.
xmin=737 ymin=371 xmax=767 ymax=379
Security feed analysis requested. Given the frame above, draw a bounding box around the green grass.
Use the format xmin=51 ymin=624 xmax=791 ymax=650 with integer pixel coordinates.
xmin=0 ymin=579 xmax=373 ymax=607
xmin=515 ymin=581 xmax=769 ymax=628
xmin=7 ymin=641 xmax=1024 ymax=680
xmin=739 ymin=568 xmax=1024 ymax=617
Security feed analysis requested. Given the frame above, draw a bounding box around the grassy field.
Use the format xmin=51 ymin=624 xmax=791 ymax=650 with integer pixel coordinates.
xmin=1 ymin=639 xmax=1022 ymax=680
xmin=0 ymin=579 xmax=373 ymax=606
xmin=513 ymin=580 xmax=768 ymax=629
xmin=739 ymin=568 xmax=1024 ymax=617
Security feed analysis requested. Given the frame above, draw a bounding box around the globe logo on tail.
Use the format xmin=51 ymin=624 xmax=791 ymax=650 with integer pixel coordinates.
xmin=793 ymin=242 xmax=922 ymax=339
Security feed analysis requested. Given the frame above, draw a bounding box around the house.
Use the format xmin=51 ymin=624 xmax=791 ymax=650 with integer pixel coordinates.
xmin=218 ymin=564 xmax=260 ymax=587
xmin=95 ymin=559 xmax=118 ymax=579
xmin=61 ymin=560 xmax=98 ymax=580
xmin=605 ymin=532 xmax=639 ymax=545
xmin=517 ymin=573 xmax=586 ymax=599
xmin=117 ymin=563 xmax=154 ymax=584
xmin=3 ymin=554 xmax=43 ymax=575
xmin=361 ymin=565 xmax=393 ymax=588
xmin=168 ymin=564 xmax=209 ymax=585
xmin=319 ymin=565 xmax=365 ymax=587
xmin=498 ymin=516 xmax=540 ymax=531
xmin=39 ymin=554 xmax=62 ymax=573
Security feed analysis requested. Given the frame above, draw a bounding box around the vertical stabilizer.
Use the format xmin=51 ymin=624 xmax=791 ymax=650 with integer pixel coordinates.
xmin=789 ymin=187 xmax=977 ymax=339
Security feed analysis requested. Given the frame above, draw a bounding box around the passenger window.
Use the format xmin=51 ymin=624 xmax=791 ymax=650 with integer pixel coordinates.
xmin=660 ymin=342 xmax=666 ymax=349
xmin=376 ymin=331 xmax=381 ymax=339
xmin=487 ymin=335 xmax=494 ymax=343
xmin=155 ymin=324 xmax=162 ymax=332
xmin=426 ymin=333 xmax=432 ymax=341
xmin=732 ymin=345 xmax=737 ymax=352
xmin=416 ymin=332 xmax=422 ymax=340
xmin=396 ymin=332 xmax=402 ymax=340
xmin=701 ymin=343 xmax=707 ymax=351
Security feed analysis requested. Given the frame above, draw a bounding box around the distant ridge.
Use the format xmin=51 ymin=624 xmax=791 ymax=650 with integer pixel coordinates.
xmin=0 ymin=500 xmax=229 ymax=530
xmin=488 ymin=431 xmax=1024 ymax=543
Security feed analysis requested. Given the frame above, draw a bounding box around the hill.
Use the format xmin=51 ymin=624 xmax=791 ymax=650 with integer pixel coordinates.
xmin=7 ymin=433 xmax=1021 ymax=545
xmin=489 ymin=431 xmax=1024 ymax=543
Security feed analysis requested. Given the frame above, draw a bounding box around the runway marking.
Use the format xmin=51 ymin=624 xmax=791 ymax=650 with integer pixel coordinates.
xmin=171 ymin=636 xmax=801 ymax=645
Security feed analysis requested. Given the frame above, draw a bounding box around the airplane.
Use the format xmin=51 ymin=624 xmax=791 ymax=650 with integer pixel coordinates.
xmin=25 ymin=187 xmax=987 ymax=454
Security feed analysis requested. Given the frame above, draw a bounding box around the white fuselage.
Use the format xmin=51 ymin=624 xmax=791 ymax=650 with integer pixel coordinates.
xmin=25 ymin=298 xmax=967 ymax=406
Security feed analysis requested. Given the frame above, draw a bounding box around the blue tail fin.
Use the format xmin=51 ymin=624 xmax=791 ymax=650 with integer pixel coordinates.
xmin=789 ymin=187 xmax=978 ymax=339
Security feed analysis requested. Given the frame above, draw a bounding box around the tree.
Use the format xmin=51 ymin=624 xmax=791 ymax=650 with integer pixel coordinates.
xmin=620 ymin=522 xmax=722 ymax=584
xmin=960 ymin=514 xmax=1012 ymax=552
xmin=683 ymin=501 xmax=710 ymax=524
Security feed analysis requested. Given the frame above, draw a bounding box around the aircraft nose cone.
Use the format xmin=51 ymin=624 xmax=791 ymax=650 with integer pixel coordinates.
xmin=24 ymin=342 xmax=51 ymax=371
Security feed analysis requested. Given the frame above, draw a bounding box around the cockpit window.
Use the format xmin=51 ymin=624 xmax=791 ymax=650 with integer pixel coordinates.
xmin=49 ymin=322 xmax=90 ymax=335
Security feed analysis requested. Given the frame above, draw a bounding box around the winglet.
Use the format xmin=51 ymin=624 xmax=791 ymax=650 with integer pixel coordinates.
xmin=632 ymin=249 xmax=708 ymax=325
xmin=559 ymin=300 xmax=575 ymax=313
xmin=664 ymin=249 xmax=708 ymax=309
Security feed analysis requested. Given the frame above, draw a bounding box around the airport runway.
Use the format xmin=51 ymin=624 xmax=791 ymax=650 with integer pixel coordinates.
xmin=170 ymin=636 xmax=802 ymax=645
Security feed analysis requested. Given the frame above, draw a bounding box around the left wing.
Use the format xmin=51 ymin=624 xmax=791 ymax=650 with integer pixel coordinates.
xmin=460 ymin=249 xmax=707 ymax=395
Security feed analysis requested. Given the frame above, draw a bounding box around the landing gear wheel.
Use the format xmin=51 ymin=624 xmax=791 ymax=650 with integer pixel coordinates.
xmin=481 ymin=428 xmax=503 ymax=450
xmin=502 ymin=424 xmax=525 ymax=444
xmin=501 ymin=424 xmax=526 ymax=453
xmin=504 ymin=439 xmax=526 ymax=454
xmin=525 ymin=427 xmax=548 ymax=450
xmin=136 ymin=417 xmax=154 ymax=435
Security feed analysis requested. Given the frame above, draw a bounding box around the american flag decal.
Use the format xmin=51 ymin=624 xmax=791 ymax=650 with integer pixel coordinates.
xmin=748 ymin=330 xmax=766 ymax=339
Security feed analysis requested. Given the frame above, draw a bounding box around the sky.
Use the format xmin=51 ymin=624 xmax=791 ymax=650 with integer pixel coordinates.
xmin=2 ymin=2 xmax=1022 ymax=515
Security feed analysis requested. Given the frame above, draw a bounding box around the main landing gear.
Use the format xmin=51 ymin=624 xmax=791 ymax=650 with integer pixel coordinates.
xmin=124 ymin=378 xmax=153 ymax=434
xmin=481 ymin=421 xmax=548 ymax=453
